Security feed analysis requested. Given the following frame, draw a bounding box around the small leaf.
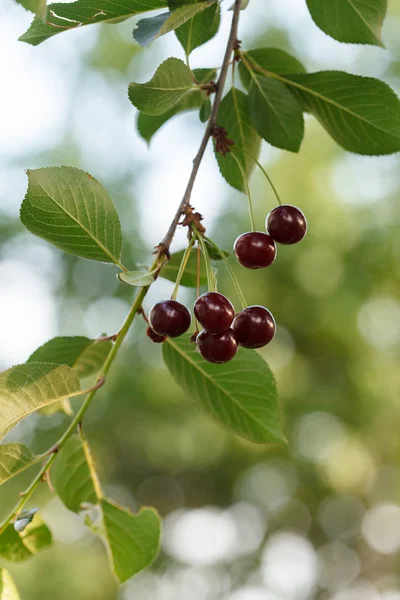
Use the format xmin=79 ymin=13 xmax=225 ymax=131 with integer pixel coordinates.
xmin=199 ymin=98 xmax=212 ymax=123
xmin=134 ymin=1 xmax=217 ymax=47
xmin=306 ymin=0 xmax=387 ymax=46
xmin=129 ymin=58 xmax=193 ymax=116
xmin=239 ymin=47 xmax=306 ymax=89
xmin=204 ymin=238 xmax=230 ymax=261
xmin=161 ymin=249 xmax=207 ymax=287
xmin=214 ymin=88 xmax=261 ymax=191
xmin=117 ymin=270 xmax=156 ymax=287
xmin=230 ymin=0 xmax=251 ymax=8
xmin=0 ymin=569 xmax=21 ymax=599
xmin=16 ymin=0 xmax=46 ymax=19
xmin=101 ymin=499 xmax=161 ymax=583
xmin=20 ymin=167 xmax=123 ymax=265
xmin=0 ymin=363 xmax=81 ymax=440
xmin=163 ymin=335 xmax=285 ymax=444
xmin=137 ymin=68 xmax=216 ymax=143
xmin=27 ymin=336 xmax=112 ymax=379
xmin=0 ymin=517 xmax=52 ymax=562
xmin=53 ymin=435 xmax=97 ymax=513
xmin=0 ymin=443 xmax=39 ymax=486
xmin=248 ymin=76 xmax=304 ymax=152
xmin=175 ymin=2 xmax=220 ymax=55
xmin=284 ymin=71 xmax=400 ymax=155
xmin=19 ymin=0 xmax=169 ymax=46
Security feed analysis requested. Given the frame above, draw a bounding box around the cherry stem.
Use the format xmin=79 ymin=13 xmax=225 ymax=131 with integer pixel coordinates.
xmin=234 ymin=145 xmax=282 ymax=206
xmin=204 ymin=236 xmax=247 ymax=310
xmin=231 ymin=152 xmax=256 ymax=232
xmin=171 ymin=236 xmax=196 ymax=300
xmin=195 ymin=231 xmax=216 ymax=293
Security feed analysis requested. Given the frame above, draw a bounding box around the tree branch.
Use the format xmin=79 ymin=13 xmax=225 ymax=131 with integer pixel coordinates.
xmin=159 ymin=0 xmax=242 ymax=250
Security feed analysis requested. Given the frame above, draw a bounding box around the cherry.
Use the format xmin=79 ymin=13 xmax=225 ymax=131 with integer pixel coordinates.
xmin=194 ymin=292 xmax=235 ymax=334
xmin=146 ymin=326 xmax=166 ymax=343
xmin=196 ymin=329 xmax=238 ymax=364
xmin=266 ymin=204 xmax=307 ymax=245
xmin=232 ymin=306 xmax=275 ymax=349
xmin=149 ymin=300 xmax=191 ymax=338
xmin=234 ymin=231 xmax=276 ymax=269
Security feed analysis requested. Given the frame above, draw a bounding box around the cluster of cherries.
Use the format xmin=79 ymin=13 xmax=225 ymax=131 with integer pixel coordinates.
xmin=146 ymin=205 xmax=307 ymax=364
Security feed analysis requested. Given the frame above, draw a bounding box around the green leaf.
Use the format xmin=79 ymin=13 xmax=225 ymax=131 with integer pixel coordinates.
xmin=306 ymin=0 xmax=387 ymax=46
xmin=0 ymin=569 xmax=21 ymax=599
xmin=161 ymin=249 xmax=207 ymax=287
xmin=134 ymin=1 xmax=216 ymax=47
xmin=0 ymin=363 xmax=81 ymax=440
xmin=16 ymin=0 xmax=46 ymax=19
xmin=230 ymin=0 xmax=251 ymax=8
xmin=199 ymin=98 xmax=212 ymax=123
xmin=239 ymin=48 xmax=306 ymax=89
xmin=27 ymin=336 xmax=112 ymax=379
xmin=163 ymin=335 xmax=285 ymax=444
xmin=137 ymin=68 xmax=216 ymax=143
xmin=19 ymin=0 xmax=169 ymax=46
xmin=214 ymin=88 xmax=261 ymax=191
xmin=53 ymin=435 xmax=97 ymax=513
xmin=101 ymin=499 xmax=161 ymax=583
xmin=20 ymin=167 xmax=123 ymax=265
xmin=117 ymin=271 xmax=156 ymax=287
xmin=0 ymin=517 xmax=52 ymax=562
xmin=283 ymin=71 xmax=400 ymax=155
xmin=248 ymin=76 xmax=304 ymax=152
xmin=0 ymin=443 xmax=39 ymax=486
xmin=175 ymin=2 xmax=220 ymax=55
xmin=129 ymin=58 xmax=193 ymax=116
xmin=203 ymin=238 xmax=230 ymax=260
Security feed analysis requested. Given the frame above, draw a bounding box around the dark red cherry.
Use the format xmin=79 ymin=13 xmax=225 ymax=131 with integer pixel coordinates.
xmin=149 ymin=300 xmax=191 ymax=338
xmin=266 ymin=205 xmax=307 ymax=245
xmin=232 ymin=306 xmax=276 ymax=349
xmin=194 ymin=292 xmax=234 ymax=334
xmin=146 ymin=327 xmax=166 ymax=343
xmin=234 ymin=231 xmax=276 ymax=269
xmin=196 ymin=329 xmax=238 ymax=364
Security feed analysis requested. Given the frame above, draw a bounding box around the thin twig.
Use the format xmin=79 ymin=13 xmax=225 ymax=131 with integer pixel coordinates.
xmin=159 ymin=0 xmax=242 ymax=250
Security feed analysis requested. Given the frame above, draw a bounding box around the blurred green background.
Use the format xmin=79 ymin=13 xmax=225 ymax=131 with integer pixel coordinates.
xmin=1 ymin=0 xmax=400 ymax=598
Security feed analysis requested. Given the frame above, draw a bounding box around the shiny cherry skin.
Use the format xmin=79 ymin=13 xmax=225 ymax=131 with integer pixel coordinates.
xmin=232 ymin=306 xmax=276 ymax=349
xmin=194 ymin=292 xmax=235 ymax=334
xmin=266 ymin=204 xmax=307 ymax=245
xmin=196 ymin=329 xmax=238 ymax=364
xmin=146 ymin=326 xmax=166 ymax=343
xmin=149 ymin=300 xmax=191 ymax=338
xmin=234 ymin=231 xmax=277 ymax=269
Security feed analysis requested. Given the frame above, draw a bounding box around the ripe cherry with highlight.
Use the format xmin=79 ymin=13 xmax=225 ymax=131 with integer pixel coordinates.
xmin=266 ymin=204 xmax=307 ymax=245
xmin=146 ymin=327 xmax=166 ymax=344
xmin=234 ymin=231 xmax=276 ymax=269
xmin=196 ymin=329 xmax=238 ymax=364
xmin=149 ymin=300 xmax=191 ymax=338
xmin=194 ymin=292 xmax=235 ymax=334
xmin=233 ymin=306 xmax=276 ymax=349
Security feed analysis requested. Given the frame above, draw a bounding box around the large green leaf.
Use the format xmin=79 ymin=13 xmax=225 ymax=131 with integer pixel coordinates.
xmin=53 ymin=435 xmax=98 ymax=513
xmin=16 ymin=0 xmax=46 ymax=19
xmin=306 ymin=0 xmax=387 ymax=46
xmin=283 ymin=71 xmax=400 ymax=155
xmin=248 ymin=76 xmax=304 ymax=152
xmin=214 ymin=88 xmax=261 ymax=191
xmin=0 ymin=363 xmax=81 ymax=440
xmin=27 ymin=336 xmax=112 ymax=379
xmin=0 ymin=518 xmax=52 ymax=562
xmin=175 ymin=2 xmax=220 ymax=55
xmin=134 ymin=1 xmax=216 ymax=46
xmin=0 ymin=443 xmax=39 ymax=486
xmin=129 ymin=58 xmax=193 ymax=116
xmin=163 ymin=335 xmax=285 ymax=444
xmin=0 ymin=569 xmax=21 ymax=599
xmin=20 ymin=167 xmax=123 ymax=265
xmin=101 ymin=499 xmax=161 ymax=583
xmin=161 ymin=248 xmax=207 ymax=287
xmin=239 ymin=48 xmax=306 ymax=89
xmin=19 ymin=0 xmax=168 ymax=46
xmin=137 ymin=68 xmax=216 ymax=143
